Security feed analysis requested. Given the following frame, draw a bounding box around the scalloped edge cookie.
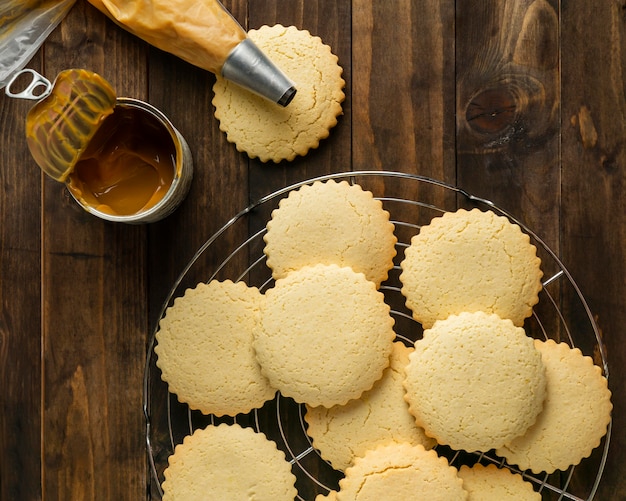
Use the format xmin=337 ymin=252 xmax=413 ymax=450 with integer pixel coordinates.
xmin=403 ymin=311 xmax=546 ymax=452
xmin=155 ymin=280 xmax=275 ymax=416
xmin=162 ymin=423 xmax=296 ymax=500
xmin=337 ymin=442 xmax=467 ymax=501
xmin=255 ymin=264 xmax=395 ymax=407
xmin=212 ymin=24 xmax=345 ymax=162
xmin=400 ymin=208 xmax=543 ymax=328
xmin=457 ymin=464 xmax=541 ymax=500
xmin=263 ymin=180 xmax=397 ymax=287
xmin=496 ymin=339 xmax=612 ymax=474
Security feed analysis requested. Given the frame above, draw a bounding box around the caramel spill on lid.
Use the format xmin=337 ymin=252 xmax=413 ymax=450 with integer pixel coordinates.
xmin=25 ymin=68 xmax=117 ymax=182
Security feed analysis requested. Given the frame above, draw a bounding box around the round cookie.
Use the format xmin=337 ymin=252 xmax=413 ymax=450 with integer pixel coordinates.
xmin=162 ymin=423 xmax=296 ymax=500
xmin=155 ymin=280 xmax=275 ymax=416
xmin=457 ymin=464 xmax=541 ymax=500
xmin=496 ymin=339 xmax=612 ymax=474
xmin=336 ymin=443 xmax=467 ymax=501
xmin=400 ymin=208 xmax=543 ymax=329
xmin=264 ymin=180 xmax=397 ymax=287
xmin=212 ymin=24 xmax=345 ymax=162
xmin=305 ymin=342 xmax=435 ymax=471
xmin=403 ymin=311 xmax=546 ymax=452
xmin=255 ymin=264 xmax=395 ymax=407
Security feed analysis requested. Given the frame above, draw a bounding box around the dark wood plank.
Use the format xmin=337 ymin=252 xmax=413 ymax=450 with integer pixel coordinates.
xmin=0 ymin=52 xmax=44 ymax=501
xmin=40 ymin=3 xmax=148 ymax=499
xmin=561 ymin=0 xmax=626 ymax=498
xmin=351 ymin=0 xmax=456 ymax=207
xmin=456 ymin=0 xmax=561 ymax=248
xmin=144 ymin=50 xmax=249 ymax=321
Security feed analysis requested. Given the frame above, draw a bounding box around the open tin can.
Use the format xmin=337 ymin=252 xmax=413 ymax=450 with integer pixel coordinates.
xmin=6 ymin=68 xmax=193 ymax=224
xmin=66 ymin=97 xmax=193 ymax=224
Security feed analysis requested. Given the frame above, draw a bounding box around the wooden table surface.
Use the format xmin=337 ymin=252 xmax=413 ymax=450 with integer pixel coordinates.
xmin=1 ymin=1 xmax=625 ymax=499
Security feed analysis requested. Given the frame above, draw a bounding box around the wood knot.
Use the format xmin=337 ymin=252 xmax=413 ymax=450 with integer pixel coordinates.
xmin=466 ymin=89 xmax=517 ymax=134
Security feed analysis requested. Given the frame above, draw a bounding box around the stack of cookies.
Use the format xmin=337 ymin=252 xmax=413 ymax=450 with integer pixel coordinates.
xmin=154 ymin=181 xmax=612 ymax=500
xmin=398 ymin=208 xmax=612 ymax=477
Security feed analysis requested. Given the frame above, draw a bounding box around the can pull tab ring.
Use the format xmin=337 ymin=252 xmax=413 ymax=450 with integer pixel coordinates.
xmin=5 ymin=69 xmax=52 ymax=100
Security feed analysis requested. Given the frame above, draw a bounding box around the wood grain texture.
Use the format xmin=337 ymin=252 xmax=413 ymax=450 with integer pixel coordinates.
xmin=561 ymin=0 xmax=626 ymax=498
xmin=41 ymin=3 xmax=147 ymax=500
xmin=144 ymin=43 xmax=249 ymax=324
xmin=352 ymin=0 xmax=456 ymax=190
xmin=456 ymin=0 xmax=561 ymax=249
xmin=0 ymin=53 xmax=43 ymax=501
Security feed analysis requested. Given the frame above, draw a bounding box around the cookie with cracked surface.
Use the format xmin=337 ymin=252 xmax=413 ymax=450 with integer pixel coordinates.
xmin=263 ymin=180 xmax=397 ymax=288
xmin=400 ymin=208 xmax=543 ymax=329
xmin=162 ymin=423 xmax=297 ymax=500
xmin=457 ymin=464 xmax=541 ymax=500
xmin=155 ymin=280 xmax=275 ymax=416
xmin=305 ymin=342 xmax=435 ymax=471
xmin=255 ymin=263 xmax=395 ymax=407
xmin=336 ymin=442 xmax=467 ymax=501
xmin=403 ymin=311 xmax=546 ymax=452
xmin=212 ymin=24 xmax=345 ymax=162
xmin=496 ymin=339 xmax=612 ymax=474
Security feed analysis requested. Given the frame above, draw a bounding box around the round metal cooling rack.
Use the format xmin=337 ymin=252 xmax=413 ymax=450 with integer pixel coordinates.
xmin=144 ymin=171 xmax=611 ymax=500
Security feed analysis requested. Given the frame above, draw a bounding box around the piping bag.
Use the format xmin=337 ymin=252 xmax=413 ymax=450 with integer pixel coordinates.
xmin=86 ymin=0 xmax=297 ymax=106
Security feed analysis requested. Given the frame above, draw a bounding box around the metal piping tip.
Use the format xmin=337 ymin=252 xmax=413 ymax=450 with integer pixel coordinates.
xmin=278 ymin=85 xmax=297 ymax=107
xmin=221 ymin=38 xmax=297 ymax=107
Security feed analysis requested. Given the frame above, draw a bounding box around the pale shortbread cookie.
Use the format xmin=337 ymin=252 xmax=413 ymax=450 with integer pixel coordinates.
xmin=155 ymin=280 xmax=275 ymax=416
xmin=162 ymin=423 xmax=296 ymax=500
xmin=400 ymin=208 xmax=543 ymax=329
xmin=255 ymin=264 xmax=395 ymax=407
xmin=496 ymin=339 xmax=612 ymax=474
xmin=212 ymin=24 xmax=345 ymax=162
xmin=403 ymin=311 xmax=546 ymax=452
xmin=305 ymin=342 xmax=435 ymax=471
xmin=264 ymin=180 xmax=397 ymax=287
xmin=457 ymin=464 xmax=541 ymax=500
xmin=337 ymin=443 xmax=467 ymax=501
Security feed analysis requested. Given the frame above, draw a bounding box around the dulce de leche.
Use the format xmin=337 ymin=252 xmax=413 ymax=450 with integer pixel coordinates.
xmin=67 ymin=103 xmax=176 ymax=216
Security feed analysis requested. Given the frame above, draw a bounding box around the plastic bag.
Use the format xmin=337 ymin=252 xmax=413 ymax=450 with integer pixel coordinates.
xmin=0 ymin=0 xmax=76 ymax=89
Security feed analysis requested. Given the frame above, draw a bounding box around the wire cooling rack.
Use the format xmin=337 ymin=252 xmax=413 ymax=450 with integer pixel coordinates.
xmin=144 ymin=171 xmax=611 ymax=500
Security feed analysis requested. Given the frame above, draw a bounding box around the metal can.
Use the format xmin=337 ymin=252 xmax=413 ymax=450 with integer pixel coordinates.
xmin=66 ymin=97 xmax=193 ymax=224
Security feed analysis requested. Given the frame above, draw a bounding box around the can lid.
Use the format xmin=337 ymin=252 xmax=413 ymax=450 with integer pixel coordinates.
xmin=22 ymin=69 xmax=117 ymax=182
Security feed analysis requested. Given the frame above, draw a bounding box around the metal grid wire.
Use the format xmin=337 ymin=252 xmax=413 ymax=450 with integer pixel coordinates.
xmin=144 ymin=171 xmax=611 ymax=500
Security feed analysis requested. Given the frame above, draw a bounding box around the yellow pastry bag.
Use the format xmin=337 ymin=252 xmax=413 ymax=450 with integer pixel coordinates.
xmin=86 ymin=0 xmax=296 ymax=105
